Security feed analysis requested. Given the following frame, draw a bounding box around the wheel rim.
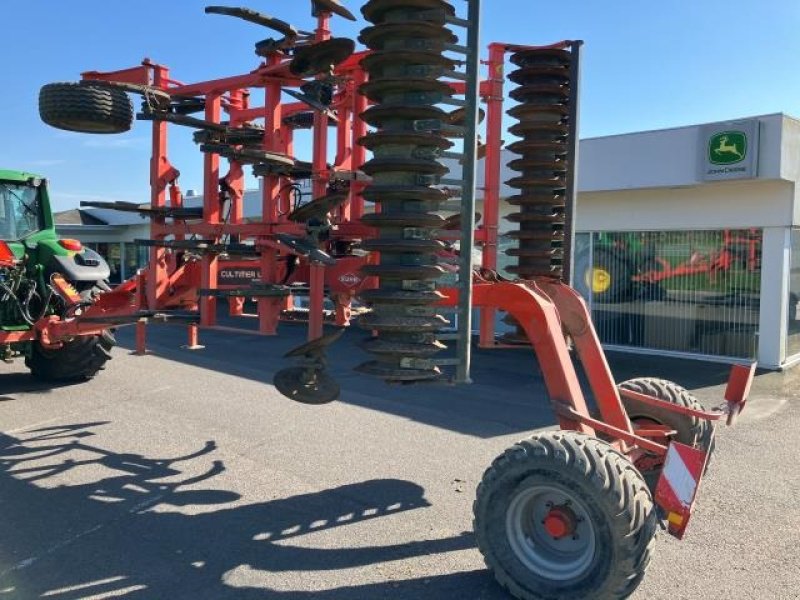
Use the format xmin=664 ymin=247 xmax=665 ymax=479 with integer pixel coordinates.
xmin=506 ymin=484 xmax=597 ymax=581
xmin=586 ymin=267 xmax=612 ymax=294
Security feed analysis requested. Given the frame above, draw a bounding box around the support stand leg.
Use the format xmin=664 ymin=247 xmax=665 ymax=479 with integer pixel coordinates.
xmin=135 ymin=321 xmax=147 ymax=355
xmin=182 ymin=323 xmax=205 ymax=351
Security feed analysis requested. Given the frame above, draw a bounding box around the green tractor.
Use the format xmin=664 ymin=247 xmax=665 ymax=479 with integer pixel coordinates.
xmin=0 ymin=170 xmax=115 ymax=381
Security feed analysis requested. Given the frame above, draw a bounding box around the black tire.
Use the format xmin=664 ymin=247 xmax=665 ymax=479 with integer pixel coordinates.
xmin=474 ymin=431 xmax=657 ymax=600
xmin=586 ymin=249 xmax=632 ymax=303
xmin=618 ymin=378 xmax=713 ymax=449
xmin=39 ymin=82 xmax=133 ymax=134
xmin=26 ymin=284 xmax=116 ymax=382
xmin=27 ymin=331 xmax=115 ymax=382
xmin=618 ymin=378 xmax=715 ymax=485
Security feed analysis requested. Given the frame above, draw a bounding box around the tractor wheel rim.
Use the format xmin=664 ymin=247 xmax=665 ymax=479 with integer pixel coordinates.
xmin=587 ymin=267 xmax=612 ymax=294
xmin=506 ymin=484 xmax=596 ymax=581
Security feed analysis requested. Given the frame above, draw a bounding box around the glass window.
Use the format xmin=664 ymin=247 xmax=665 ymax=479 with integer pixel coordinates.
xmin=787 ymin=230 xmax=800 ymax=357
xmin=124 ymin=242 xmax=145 ymax=279
xmin=0 ymin=181 xmax=42 ymax=240
xmin=94 ymin=243 xmax=122 ymax=284
xmin=577 ymin=229 xmax=761 ymax=359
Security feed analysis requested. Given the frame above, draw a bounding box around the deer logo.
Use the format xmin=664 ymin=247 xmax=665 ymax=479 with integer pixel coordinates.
xmin=709 ymin=131 xmax=747 ymax=165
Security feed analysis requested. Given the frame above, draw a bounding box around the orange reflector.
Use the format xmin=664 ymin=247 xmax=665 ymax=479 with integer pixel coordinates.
xmin=51 ymin=273 xmax=82 ymax=304
xmin=59 ymin=238 xmax=83 ymax=252
xmin=667 ymin=512 xmax=685 ymax=527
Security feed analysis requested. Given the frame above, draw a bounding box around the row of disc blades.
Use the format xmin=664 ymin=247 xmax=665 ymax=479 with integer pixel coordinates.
xmin=501 ymin=47 xmax=575 ymax=343
xmin=504 ymin=48 xmax=574 ymax=282
xmin=355 ymin=0 xmax=457 ymax=383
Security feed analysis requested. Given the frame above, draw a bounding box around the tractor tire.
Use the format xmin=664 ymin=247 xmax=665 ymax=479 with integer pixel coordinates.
xmin=474 ymin=431 xmax=657 ymax=600
xmin=39 ymin=82 xmax=133 ymax=134
xmin=26 ymin=283 xmax=116 ymax=382
xmin=618 ymin=378 xmax=715 ymax=485
xmin=586 ymin=249 xmax=632 ymax=303
xmin=27 ymin=330 xmax=115 ymax=382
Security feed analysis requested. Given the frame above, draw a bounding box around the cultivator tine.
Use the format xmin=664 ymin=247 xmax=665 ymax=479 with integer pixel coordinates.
xmin=274 ymin=234 xmax=336 ymax=266
xmin=199 ymin=143 xmax=296 ymax=167
xmin=135 ymin=239 xmax=261 ymax=257
xmin=288 ymin=193 xmax=348 ymax=223
xmin=289 ymin=38 xmax=356 ymax=77
xmin=138 ymin=110 xmax=227 ymax=132
xmin=194 ymin=126 xmax=266 ymax=148
xmin=283 ymin=89 xmax=333 ymax=114
xmin=204 ymin=6 xmax=309 ymax=37
xmin=311 ymin=0 xmax=357 ymax=21
xmin=81 ymin=201 xmax=204 ymax=220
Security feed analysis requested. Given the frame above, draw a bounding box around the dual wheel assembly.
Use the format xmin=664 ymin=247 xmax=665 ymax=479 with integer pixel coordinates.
xmin=475 ymin=431 xmax=658 ymax=600
xmin=475 ymin=377 xmax=713 ymax=600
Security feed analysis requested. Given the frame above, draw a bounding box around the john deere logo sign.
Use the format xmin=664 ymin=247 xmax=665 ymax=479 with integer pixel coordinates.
xmin=709 ymin=131 xmax=747 ymax=165
xmin=700 ymin=120 xmax=759 ymax=181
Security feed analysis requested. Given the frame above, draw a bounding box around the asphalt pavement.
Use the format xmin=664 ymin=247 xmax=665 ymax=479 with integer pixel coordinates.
xmin=0 ymin=320 xmax=798 ymax=600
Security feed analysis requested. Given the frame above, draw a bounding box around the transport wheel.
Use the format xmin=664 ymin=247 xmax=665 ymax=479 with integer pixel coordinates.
xmin=474 ymin=431 xmax=657 ymax=600
xmin=39 ymin=82 xmax=134 ymax=134
xmin=618 ymin=378 xmax=715 ymax=484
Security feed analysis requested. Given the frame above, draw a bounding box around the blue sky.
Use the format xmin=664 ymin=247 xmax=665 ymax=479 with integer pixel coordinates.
xmin=2 ymin=0 xmax=799 ymax=212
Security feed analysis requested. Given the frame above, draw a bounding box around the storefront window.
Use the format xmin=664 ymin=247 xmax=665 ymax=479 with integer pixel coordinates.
xmin=577 ymin=229 xmax=761 ymax=359
xmin=92 ymin=243 xmax=122 ymax=284
xmin=124 ymin=242 xmax=146 ymax=279
xmin=787 ymin=230 xmax=800 ymax=357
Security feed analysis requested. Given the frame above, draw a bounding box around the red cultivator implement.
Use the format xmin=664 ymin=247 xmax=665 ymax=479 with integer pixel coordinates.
xmin=33 ymin=1 xmax=757 ymax=598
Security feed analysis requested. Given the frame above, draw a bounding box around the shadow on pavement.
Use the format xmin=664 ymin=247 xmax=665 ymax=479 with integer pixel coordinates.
xmin=0 ymin=422 xmax=495 ymax=600
xmin=0 ymin=373 xmax=80 ymax=397
xmin=114 ymin=321 xmax=558 ymax=439
xmin=111 ymin=314 xmax=759 ymax=439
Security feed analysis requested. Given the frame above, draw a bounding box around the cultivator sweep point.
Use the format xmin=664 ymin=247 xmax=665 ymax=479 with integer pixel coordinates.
xmin=355 ymin=0 xmax=457 ymax=383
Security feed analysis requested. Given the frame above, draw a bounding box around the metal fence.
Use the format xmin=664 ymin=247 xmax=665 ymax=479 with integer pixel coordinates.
xmin=574 ymin=229 xmax=762 ymax=359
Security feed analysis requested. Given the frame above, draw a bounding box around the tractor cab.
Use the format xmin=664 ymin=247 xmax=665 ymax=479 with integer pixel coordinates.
xmin=0 ymin=173 xmax=49 ymax=253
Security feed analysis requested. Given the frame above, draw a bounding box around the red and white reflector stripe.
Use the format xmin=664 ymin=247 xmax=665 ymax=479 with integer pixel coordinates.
xmin=654 ymin=441 xmax=709 ymax=539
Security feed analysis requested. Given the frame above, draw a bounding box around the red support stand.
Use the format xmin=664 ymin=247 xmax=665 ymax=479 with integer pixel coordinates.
xmin=135 ymin=321 xmax=147 ymax=356
xmin=183 ymin=323 xmax=204 ymax=351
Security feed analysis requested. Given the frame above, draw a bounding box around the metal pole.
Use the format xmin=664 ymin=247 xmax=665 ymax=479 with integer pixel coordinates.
xmin=563 ymin=41 xmax=583 ymax=286
xmin=478 ymin=43 xmax=506 ymax=348
xmin=456 ymin=0 xmax=482 ymax=384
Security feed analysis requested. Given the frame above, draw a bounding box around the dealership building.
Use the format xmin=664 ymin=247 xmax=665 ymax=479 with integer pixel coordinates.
xmin=57 ymin=113 xmax=800 ymax=369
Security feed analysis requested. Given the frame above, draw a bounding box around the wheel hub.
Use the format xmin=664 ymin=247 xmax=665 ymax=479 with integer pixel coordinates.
xmin=506 ymin=484 xmax=597 ymax=581
xmin=542 ymin=505 xmax=577 ymax=539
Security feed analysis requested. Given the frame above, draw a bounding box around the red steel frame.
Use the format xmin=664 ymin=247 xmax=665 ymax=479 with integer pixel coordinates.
xmin=78 ymin=12 xmax=378 ymax=343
